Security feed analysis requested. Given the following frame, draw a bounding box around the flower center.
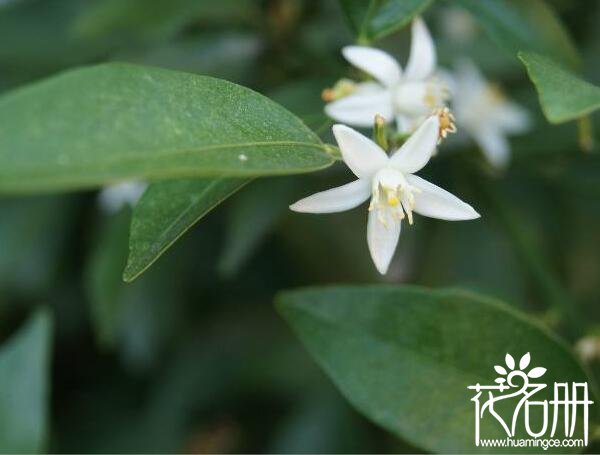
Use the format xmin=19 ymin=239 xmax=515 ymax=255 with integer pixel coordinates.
xmin=369 ymin=168 xmax=421 ymax=226
xmin=394 ymin=79 xmax=450 ymax=117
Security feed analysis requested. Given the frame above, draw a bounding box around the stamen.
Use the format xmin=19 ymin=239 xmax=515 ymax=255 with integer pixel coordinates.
xmin=433 ymin=107 xmax=457 ymax=143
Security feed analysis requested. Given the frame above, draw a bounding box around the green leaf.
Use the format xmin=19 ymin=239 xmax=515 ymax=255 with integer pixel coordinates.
xmin=74 ymin=0 xmax=260 ymax=42
xmin=0 ymin=195 xmax=74 ymax=296
xmin=0 ymin=63 xmax=333 ymax=194
xmin=454 ymin=0 xmax=580 ymax=69
xmin=519 ymin=51 xmax=600 ymax=124
xmin=124 ymin=177 xmax=249 ymax=281
xmin=339 ymin=0 xmax=433 ymax=43
xmin=277 ymin=285 xmax=596 ymax=453
xmin=0 ymin=309 xmax=52 ymax=453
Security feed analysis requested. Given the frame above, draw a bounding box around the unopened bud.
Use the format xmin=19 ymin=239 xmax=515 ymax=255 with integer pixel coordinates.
xmin=321 ymin=79 xmax=357 ymax=102
xmin=373 ymin=114 xmax=389 ymax=151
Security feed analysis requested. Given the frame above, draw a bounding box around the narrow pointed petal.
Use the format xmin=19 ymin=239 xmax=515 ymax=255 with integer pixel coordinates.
xmin=394 ymin=81 xmax=439 ymax=117
xmin=473 ymin=128 xmax=510 ymax=169
xmin=325 ymin=88 xmax=394 ymax=127
xmin=454 ymin=58 xmax=487 ymax=95
xmin=367 ymin=207 xmax=401 ymax=274
xmin=404 ymin=18 xmax=436 ymax=82
xmin=342 ymin=46 xmax=402 ymax=88
xmin=289 ymin=179 xmax=371 ymax=213
xmin=492 ymin=102 xmax=532 ymax=134
xmin=332 ymin=124 xmax=390 ymax=179
xmin=407 ymin=174 xmax=480 ymax=220
xmin=390 ymin=115 xmax=439 ymax=173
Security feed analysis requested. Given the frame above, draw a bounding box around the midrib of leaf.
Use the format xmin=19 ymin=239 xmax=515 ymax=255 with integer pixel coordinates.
xmin=124 ymin=178 xmax=250 ymax=281
xmin=3 ymin=140 xmax=330 ymax=172
xmin=0 ymin=141 xmax=332 ymax=192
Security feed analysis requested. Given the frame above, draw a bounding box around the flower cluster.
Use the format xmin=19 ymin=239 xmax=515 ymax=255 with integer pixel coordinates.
xmin=291 ymin=17 xmax=530 ymax=274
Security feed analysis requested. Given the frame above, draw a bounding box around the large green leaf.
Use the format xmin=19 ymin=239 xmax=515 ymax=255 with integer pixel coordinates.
xmin=0 ymin=309 xmax=52 ymax=453
xmin=339 ymin=0 xmax=433 ymax=43
xmin=124 ymin=177 xmax=249 ymax=281
xmin=0 ymin=63 xmax=333 ymax=194
xmin=277 ymin=286 xmax=597 ymax=453
xmin=454 ymin=0 xmax=579 ymax=69
xmin=519 ymin=51 xmax=600 ymax=124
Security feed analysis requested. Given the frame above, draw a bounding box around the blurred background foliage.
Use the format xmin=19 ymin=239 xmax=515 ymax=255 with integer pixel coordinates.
xmin=0 ymin=0 xmax=599 ymax=452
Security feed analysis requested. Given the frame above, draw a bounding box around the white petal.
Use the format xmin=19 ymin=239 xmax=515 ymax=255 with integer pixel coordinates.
xmin=390 ymin=115 xmax=439 ymax=173
xmin=492 ymin=102 xmax=532 ymax=134
xmin=98 ymin=181 xmax=147 ymax=214
xmin=325 ymin=88 xmax=394 ymax=127
xmin=454 ymin=58 xmax=487 ymax=95
xmin=473 ymin=127 xmax=510 ymax=169
xmin=332 ymin=124 xmax=390 ymax=179
xmin=394 ymin=81 xmax=435 ymax=116
xmin=289 ymin=179 xmax=370 ymax=213
xmin=342 ymin=46 xmax=402 ymax=88
xmin=404 ymin=18 xmax=436 ymax=82
xmin=367 ymin=207 xmax=401 ymax=274
xmin=406 ymin=174 xmax=480 ymax=220
xmin=395 ymin=114 xmax=414 ymax=134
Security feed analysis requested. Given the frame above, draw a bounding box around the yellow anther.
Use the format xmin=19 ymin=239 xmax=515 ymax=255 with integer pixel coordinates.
xmin=434 ymin=107 xmax=457 ymax=143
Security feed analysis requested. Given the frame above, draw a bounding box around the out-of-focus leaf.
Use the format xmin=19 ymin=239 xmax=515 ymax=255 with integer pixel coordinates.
xmin=85 ymin=208 xmax=131 ymax=347
xmin=218 ymin=178 xmax=296 ymax=278
xmin=339 ymin=0 xmax=433 ymax=42
xmin=74 ymin=0 xmax=260 ymax=42
xmin=0 ymin=64 xmax=333 ymax=194
xmin=0 ymin=0 xmax=116 ymax=83
xmin=118 ymin=33 xmax=262 ymax=84
xmin=0 ymin=195 xmax=73 ymax=297
xmin=269 ymin=394 xmax=372 ymax=453
xmin=277 ymin=285 xmax=596 ymax=453
xmin=478 ymin=175 xmax=581 ymax=338
xmin=454 ymin=0 xmax=579 ymax=69
xmin=87 ymin=206 xmax=193 ymax=365
xmin=0 ymin=309 xmax=52 ymax=453
xmin=124 ymin=178 xmax=249 ymax=282
xmin=419 ymin=220 xmax=527 ymax=305
xmin=519 ymin=51 xmax=600 ymax=124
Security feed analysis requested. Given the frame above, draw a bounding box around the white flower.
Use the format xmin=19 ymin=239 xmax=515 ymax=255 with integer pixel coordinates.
xmin=449 ymin=59 xmax=532 ymax=168
xmin=324 ymin=18 xmax=449 ymax=134
xmin=98 ymin=181 xmax=147 ymax=214
xmin=290 ymin=114 xmax=479 ymax=275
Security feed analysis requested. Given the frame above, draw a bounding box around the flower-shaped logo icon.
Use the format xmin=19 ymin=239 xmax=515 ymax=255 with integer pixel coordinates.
xmin=493 ymin=353 xmax=546 ymax=389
